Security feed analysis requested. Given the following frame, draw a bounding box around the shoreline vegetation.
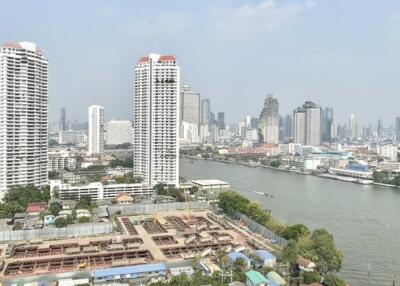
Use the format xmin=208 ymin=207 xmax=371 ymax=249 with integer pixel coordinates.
xmin=218 ymin=190 xmax=346 ymax=285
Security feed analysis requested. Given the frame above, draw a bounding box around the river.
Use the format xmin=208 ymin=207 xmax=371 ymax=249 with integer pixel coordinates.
xmin=180 ymin=158 xmax=400 ymax=286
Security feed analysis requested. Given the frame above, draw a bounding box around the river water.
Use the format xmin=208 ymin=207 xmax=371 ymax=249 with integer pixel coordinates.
xmin=180 ymin=158 xmax=400 ymax=286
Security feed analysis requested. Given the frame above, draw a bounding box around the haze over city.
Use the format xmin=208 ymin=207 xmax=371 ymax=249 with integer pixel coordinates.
xmin=2 ymin=0 xmax=400 ymax=124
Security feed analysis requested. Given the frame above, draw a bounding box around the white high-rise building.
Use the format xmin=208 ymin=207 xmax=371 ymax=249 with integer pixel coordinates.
xmin=133 ymin=54 xmax=179 ymax=187
xmin=0 ymin=42 xmax=49 ymax=198
xmin=105 ymin=120 xmax=133 ymax=145
xmin=293 ymin=101 xmax=322 ymax=146
xmin=88 ymin=105 xmax=105 ymax=155
xmin=293 ymin=108 xmax=306 ymax=145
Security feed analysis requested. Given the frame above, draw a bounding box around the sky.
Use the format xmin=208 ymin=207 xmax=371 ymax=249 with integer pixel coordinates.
xmin=1 ymin=0 xmax=400 ymax=126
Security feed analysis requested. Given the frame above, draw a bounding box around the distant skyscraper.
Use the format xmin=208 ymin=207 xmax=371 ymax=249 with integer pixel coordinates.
xmin=217 ymin=112 xmax=225 ymax=130
xmin=396 ymin=117 xmax=400 ymax=141
xmin=200 ymin=98 xmax=211 ymax=125
xmin=133 ymin=54 xmax=179 ymax=187
xmin=88 ymin=105 xmax=105 ymax=155
xmin=293 ymin=108 xmax=306 ymax=145
xmin=293 ymin=101 xmax=322 ymax=146
xmin=348 ymin=113 xmax=358 ymax=140
xmin=377 ymin=118 xmax=383 ymax=139
xmin=0 ymin=42 xmax=49 ymax=197
xmin=323 ymin=107 xmax=333 ymax=142
xmin=259 ymin=95 xmax=279 ymax=143
xmin=180 ymin=85 xmax=200 ymax=131
xmin=60 ymin=107 xmax=67 ymax=131
xmin=284 ymin=114 xmax=293 ymax=139
xmin=105 ymin=120 xmax=133 ymax=145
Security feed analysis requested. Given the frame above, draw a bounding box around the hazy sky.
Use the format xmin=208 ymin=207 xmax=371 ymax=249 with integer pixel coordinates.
xmin=2 ymin=0 xmax=400 ymax=126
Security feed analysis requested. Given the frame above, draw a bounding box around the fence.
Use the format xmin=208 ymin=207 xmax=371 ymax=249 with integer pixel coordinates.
xmin=107 ymin=201 xmax=210 ymax=215
xmin=234 ymin=212 xmax=287 ymax=248
xmin=0 ymin=222 xmax=113 ymax=242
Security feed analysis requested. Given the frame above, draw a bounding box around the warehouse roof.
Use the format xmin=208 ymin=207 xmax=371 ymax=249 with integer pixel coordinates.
xmin=93 ymin=263 xmax=166 ymax=278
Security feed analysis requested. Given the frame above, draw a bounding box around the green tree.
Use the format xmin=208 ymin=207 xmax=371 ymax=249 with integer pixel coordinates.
xmin=54 ymin=217 xmax=67 ymax=228
xmin=78 ymin=195 xmax=92 ymax=209
xmin=303 ymin=271 xmax=321 ymax=284
xmin=282 ymin=224 xmax=310 ymax=241
xmin=310 ymin=229 xmax=343 ymax=273
xmin=78 ymin=216 xmax=90 ymax=223
xmin=49 ymin=202 xmax=62 ymax=216
xmin=0 ymin=201 xmax=25 ymax=218
xmin=322 ymin=273 xmax=346 ymax=286
xmin=269 ymin=160 xmax=281 ymax=168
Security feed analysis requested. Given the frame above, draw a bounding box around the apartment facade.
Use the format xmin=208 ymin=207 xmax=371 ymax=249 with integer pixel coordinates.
xmin=105 ymin=120 xmax=133 ymax=145
xmin=293 ymin=101 xmax=322 ymax=147
xmin=0 ymin=42 xmax=49 ymax=198
xmin=133 ymin=54 xmax=180 ymax=187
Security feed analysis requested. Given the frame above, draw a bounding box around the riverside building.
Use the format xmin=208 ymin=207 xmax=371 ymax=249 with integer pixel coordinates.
xmin=133 ymin=54 xmax=180 ymax=187
xmin=0 ymin=42 xmax=49 ymax=198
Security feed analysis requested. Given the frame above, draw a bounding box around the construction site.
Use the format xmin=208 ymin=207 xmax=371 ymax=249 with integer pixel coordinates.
xmin=0 ymin=209 xmax=276 ymax=280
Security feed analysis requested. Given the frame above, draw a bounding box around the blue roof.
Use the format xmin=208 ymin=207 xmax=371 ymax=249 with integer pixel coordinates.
xmin=254 ymin=250 xmax=276 ymax=261
xmin=228 ymin=252 xmax=251 ymax=263
xmin=93 ymin=263 xmax=166 ymax=278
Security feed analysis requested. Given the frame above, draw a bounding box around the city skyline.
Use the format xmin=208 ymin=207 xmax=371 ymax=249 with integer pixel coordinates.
xmin=2 ymin=1 xmax=400 ymax=125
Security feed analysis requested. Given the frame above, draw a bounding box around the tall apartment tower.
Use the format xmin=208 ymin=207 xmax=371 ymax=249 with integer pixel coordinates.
xmin=133 ymin=54 xmax=180 ymax=187
xmin=0 ymin=42 xmax=49 ymax=198
xmin=180 ymin=85 xmax=200 ymax=130
xmin=293 ymin=101 xmax=322 ymax=146
xmin=293 ymin=108 xmax=306 ymax=145
xmin=259 ymin=95 xmax=279 ymax=143
xmin=88 ymin=105 xmax=105 ymax=155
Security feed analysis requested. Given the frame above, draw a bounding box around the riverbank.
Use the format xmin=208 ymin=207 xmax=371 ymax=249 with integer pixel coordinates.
xmin=180 ymin=158 xmax=400 ymax=286
xmin=182 ymin=155 xmax=400 ymax=189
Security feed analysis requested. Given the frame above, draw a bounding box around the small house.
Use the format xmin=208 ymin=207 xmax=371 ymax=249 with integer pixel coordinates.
xmin=245 ymin=270 xmax=273 ymax=286
xmin=26 ymin=202 xmax=47 ymax=216
xmin=61 ymin=200 xmax=77 ymax=210
xmin=297 ymin=257 xmax=316 ymax=272
xmin=76 ymin=209 xmax=91 ymax=219
xmin=115 ymin=193 xmax=134 ymax=205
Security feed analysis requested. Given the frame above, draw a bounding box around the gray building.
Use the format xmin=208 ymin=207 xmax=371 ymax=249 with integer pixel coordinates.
xmin=259 ymin=95 xmax=279 ymax=144
xmin=180 ymin=85 xmax=200 ymax=131
xmin=200 ymin=98 xmax=211 ymax=125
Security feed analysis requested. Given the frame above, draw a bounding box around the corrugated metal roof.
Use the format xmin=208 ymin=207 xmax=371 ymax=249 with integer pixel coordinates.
xmin=254 ymin=250 xmax=276 ymax=261
xmin=245 ymin=270 xmax=269 ymax=285
xmin=93 ymin=263 xmax=166 ymax=278
xmin=228 ymin=252 xmax=251 ymax=262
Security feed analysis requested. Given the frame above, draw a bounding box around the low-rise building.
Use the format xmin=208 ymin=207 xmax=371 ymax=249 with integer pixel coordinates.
xmin=191 ymin=179 xmax=230 ymax=191
xmin=50 ymin=180 xmax=154 ymax=201
xmin=245 ymin=270 xmax=271 ymax=286
xmin=92 ymin=263 xmax=166 ymax=283
xmin=297 ymin=257 xmax=316 ymax=272
xmin=48 ymin=150 xmax=77 ymax=172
